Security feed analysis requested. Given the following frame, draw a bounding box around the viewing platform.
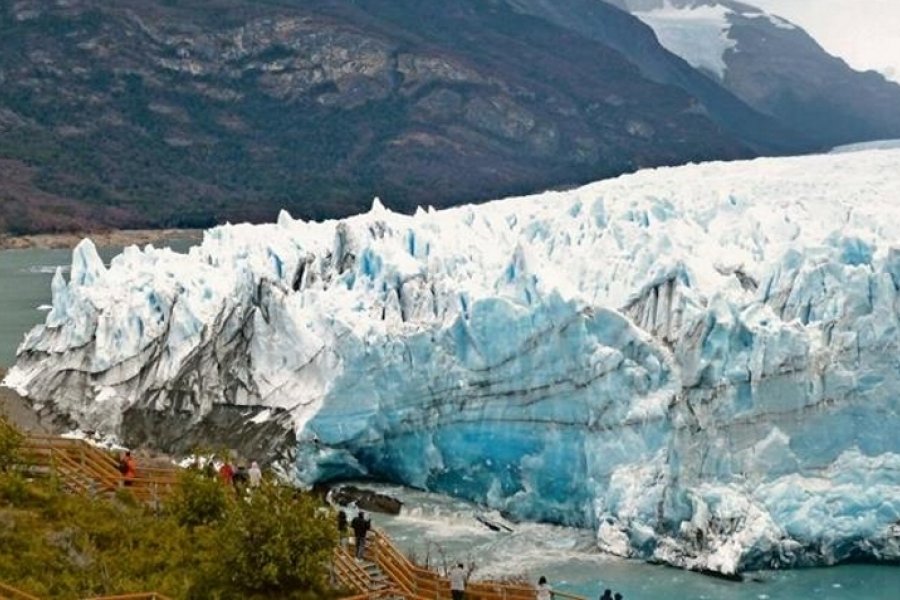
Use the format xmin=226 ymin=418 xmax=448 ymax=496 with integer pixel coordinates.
xmin=4 ymin=430 xmax=585 ymax=600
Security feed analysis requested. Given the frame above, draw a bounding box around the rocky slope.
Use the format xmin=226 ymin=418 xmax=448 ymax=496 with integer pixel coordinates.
xmin=0 ymin=0 xmax=793 ymax=234
xmin=612 ymin=0 xmax=900 ymax=147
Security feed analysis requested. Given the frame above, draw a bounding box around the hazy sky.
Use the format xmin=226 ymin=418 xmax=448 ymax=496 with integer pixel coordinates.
xmin=747 ymin=0 xmax=900 ymax=82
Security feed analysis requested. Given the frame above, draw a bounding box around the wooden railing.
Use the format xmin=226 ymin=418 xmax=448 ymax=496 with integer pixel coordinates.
xmin=21 ymin=434 xmax=179 ymax=505
xmin=84 ymin=593 xmax=173 ymax=600
xmin=339 ymin=593 xmax=400 ymax=600
xmin=0 ymin=585 xmax=173 ymax=600
xmin=0 ymin=582 xmax=41 ymax=600
xmin=334 ymin=546 xmax=378 ymax=595
xmin=363 ymin=528 xmax=562 ymax=600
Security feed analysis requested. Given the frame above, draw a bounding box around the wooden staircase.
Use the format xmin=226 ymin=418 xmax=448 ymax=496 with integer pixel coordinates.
xmin=337 ymin=528 xmax=586 ymax=600
xmin=20 ymin=434 xmax=178 ymax=506
xmin=333 ymin=546 xmax=404 ymax=600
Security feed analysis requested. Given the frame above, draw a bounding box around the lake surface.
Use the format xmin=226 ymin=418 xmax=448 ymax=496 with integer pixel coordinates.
xmin=359 ymin=483 xmax=900 ymax=600
xmin=2 ymin=245 xmax=899 ymax=599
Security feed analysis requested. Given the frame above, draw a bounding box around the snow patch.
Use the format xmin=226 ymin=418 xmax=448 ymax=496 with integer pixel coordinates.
xmin=634 ymin=2 xmax=737 ymax=79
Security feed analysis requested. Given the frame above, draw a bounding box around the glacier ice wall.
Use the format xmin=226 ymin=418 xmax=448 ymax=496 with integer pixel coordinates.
xmin=6 ymin=149 xmax=900 ymax=574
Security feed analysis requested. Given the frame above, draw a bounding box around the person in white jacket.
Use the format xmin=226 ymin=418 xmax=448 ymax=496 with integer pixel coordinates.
xmin=248 ymin=461 xmax=262 ymax=488
xmin=536 ymin=576 xmax=553 ymax=600
xmin=449 ymin=563 xmax=466 ymax=600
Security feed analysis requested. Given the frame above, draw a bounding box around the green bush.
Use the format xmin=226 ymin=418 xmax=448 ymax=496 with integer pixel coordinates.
xmin=0 ymin=414 xmax=24 ymax=473
xmin=205 ymin=482 xmax=338 ymax=599
xmin=0 ymin=465 xmax=339 ymax=599
xmin=0 ymin=475 xmax=187 ymax=597
xmin=0 ymin=472 xmax=39 ymax=506
xmin=168 ymin=468 xmax=230 ymax=528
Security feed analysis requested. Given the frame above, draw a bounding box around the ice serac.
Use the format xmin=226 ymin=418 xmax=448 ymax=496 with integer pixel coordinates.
xmin=6 ymin=149 xmax=900 ymax=575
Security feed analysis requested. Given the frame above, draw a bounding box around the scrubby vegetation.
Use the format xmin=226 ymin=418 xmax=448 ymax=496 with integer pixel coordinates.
xmin=0 ymin=414 xmax=24 ymax=473
xmin=0 ymin=417 xmax=340 ymax=599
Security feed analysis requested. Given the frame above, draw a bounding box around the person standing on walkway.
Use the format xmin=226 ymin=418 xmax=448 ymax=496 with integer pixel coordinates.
xmin=537 ymin=576 xmax=553 ymax=600
xmin=351 ymin=510 xmax=371 ymax=559
xmin=218 ymin=460 xmax=234 ymax=487
xmin=248 ymin=461 xmax=262 ymax=488
xmin=337 ymin=510 xmax=349 ymax=549
xmin=449 ymin=563 xmax=467 ymax=600
xmin=120 ymin=451 xmax=136 ymax=487
xmin=600 ymin=590 xmax=613 ymax=600
xmin=233 ymin=462 xmax=249 ymax=492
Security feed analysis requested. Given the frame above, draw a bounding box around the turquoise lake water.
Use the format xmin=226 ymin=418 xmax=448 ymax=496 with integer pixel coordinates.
xmin=1 ymin=246 xmax=898 ymax=598
xmin=365 ymin=484 xmax=900 ymax=600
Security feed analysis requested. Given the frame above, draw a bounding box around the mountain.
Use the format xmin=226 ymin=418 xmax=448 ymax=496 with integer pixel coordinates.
xmin=610 ymin=0 xmax=900 ymax=147
xmin=8 ymin=147 xmax=900 ymax=574
xmin=746 ymin=0 xmax=900 ymax=84
xmin=505 ymin=0 xmax=806 ymax=152
xmin=0 ymin=0 xmax=800 ymax=235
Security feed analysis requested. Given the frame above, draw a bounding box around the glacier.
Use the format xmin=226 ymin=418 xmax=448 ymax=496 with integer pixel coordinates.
xmin=632 ymin=2 xmax=738 ymax=80
xmin=6 ymin=149 xmax=900 ymax=575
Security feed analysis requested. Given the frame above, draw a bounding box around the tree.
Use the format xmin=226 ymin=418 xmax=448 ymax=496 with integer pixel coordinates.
xmin=205 ymin=482 xmax=338 ymax=599
xmin=0 ymin=414 xmax=24 ymax=473
xmin=168 ymin=467 xmax=230 ymax=528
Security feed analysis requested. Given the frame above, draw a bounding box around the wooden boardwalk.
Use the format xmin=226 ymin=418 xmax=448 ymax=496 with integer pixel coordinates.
xmin=334 ymin=527 xmax=585 ymax=600
xmin=21 ymin=433 xmax=179 ymax=506
xmin=6 ymin=431 xmax=585 ymax=600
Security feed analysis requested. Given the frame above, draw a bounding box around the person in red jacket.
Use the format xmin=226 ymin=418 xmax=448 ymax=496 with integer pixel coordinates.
xmin=119 ymin=451 xmax=137 ymax=487
xmin=218 ymin=460 xmax=234 ymax=486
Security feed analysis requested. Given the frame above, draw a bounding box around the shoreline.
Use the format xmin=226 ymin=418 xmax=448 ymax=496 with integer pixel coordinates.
xmin=0 ymin=228 xmax=204 ymax=251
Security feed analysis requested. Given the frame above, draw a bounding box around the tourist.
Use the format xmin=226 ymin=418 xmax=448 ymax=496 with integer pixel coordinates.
xmin=537 ymin=576 xmax=552 ymax=600
xmin=233 ymin=462 xmax=249 ymax=491
xmin=449 ymin=562 xmax=467 ymax=600
xmin=218 ymin=460 xmax=234 ymax=486
xmin=351 ymin=510 xmax=371 ymax=559
xmin=120 ymin=451 xmax=136 ymax=487
xmin=613 ymin=594 xmax=623 ymax=600
xmin=248 ymin=460 xmax=262 ymax=488
xmin=600 ymin=590 xmax=613 ymax=600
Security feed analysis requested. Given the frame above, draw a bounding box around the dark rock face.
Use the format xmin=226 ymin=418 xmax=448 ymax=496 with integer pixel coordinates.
xmin=121 ymin=404 xmax=295 ymax=468
xmin=507 ymin=0 xmax=806 ymax=154
xmin=722 ymin=8 xmax=900 ymax=147
xmin=330 ymin=484 xmax=403 ymax=515
xmin=609 ymin=0 xmax=900 ymax=148
xmin=0 ymin=0 xmax=770 ymax=234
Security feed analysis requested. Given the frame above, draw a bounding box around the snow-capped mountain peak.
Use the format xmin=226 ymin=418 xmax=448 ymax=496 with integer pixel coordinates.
xmin=611 ymin=0 xmax=900 ymax=147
